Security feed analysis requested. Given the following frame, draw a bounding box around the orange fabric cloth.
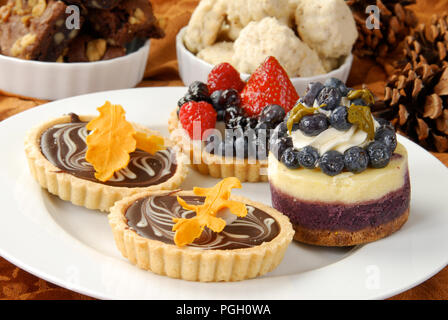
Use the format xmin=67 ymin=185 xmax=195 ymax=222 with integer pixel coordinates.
xmin=0 ymin=0 xmax=447 ymax=300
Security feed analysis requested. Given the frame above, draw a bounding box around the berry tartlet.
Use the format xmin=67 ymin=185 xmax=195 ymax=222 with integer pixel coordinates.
xmin=268 ymin=79 xmax=411 ymax=246
xmin=108 ymin=177 xmax=294 ymax=281
xmin=24 ymin=102 xmax=188 ymax=212
xmin=169 ymin=57 xmax=299 ymax=182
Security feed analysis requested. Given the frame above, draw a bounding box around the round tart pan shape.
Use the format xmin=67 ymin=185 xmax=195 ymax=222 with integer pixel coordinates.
xmin=108 ymin=190 xmax=294 ymax=282
xmin=24 ymin=114 xmax=188 ymax=212
xmin=268 ymin=143 xmax=411 ymax=247
xmin=168 ymin=109 xmax=268 ymax=182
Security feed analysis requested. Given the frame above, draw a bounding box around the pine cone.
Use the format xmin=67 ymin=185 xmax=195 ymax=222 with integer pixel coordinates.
xmin=347 ymin=0 xmax=418 ymax=59
xmin=399 ymin=13 xmax=448 ymax=69
xmin=374 ymin=62 xmax=448 ymax=152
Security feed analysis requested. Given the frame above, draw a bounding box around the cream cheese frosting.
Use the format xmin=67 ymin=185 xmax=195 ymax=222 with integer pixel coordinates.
xmin=268 ymin=143 xmax=409 ymax=203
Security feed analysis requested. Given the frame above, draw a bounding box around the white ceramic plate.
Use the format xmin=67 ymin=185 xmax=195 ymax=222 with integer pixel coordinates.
xmin=0 ymin=87 xmax=447 ymax=300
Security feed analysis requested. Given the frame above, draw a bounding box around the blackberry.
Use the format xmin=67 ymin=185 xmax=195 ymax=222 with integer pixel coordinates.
xmin=316 ymin=87 xmax=342 ymax=111
xmin=344 ymin=146 xmax=368 ymax=173
xmin=329 ymin=106 xmax=352 ymax=131
xmin=298 ymin=113 xmax=329 ymax=136
xmin=226 ymin=115 xmax=247 ymax=130
xmin=319 ymin=150 xmax=345 ymax=176
xmin=188 ymin=81 xmax=209 ymax=100
xmin=281 ymin=147 xmax=301 ymax=169
xmin=366 ymin=141 xmax=391 ymax=168
xmin=303 ymin=82 xmax=324 ymax=106
xmin=375 ymin=127 xmax=397 ymax=154
xmin=221 ymin=89 xmax=240 ymax=107
xmin=297 ymin=146 xmax=320 ymax=169
xmin=245 ymin=117 xmax=259 ymax=131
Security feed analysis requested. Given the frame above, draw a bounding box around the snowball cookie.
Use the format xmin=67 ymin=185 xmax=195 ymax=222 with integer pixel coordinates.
xmin=295 ymin=0 xmax=357 ymax=59
xmin=183 ymin=0 xmax=227 ymax=53
xmin=223 ymin=0 xmax=291 ymax=41
xmin=233 ymin=17 xmax=325 ymax=77
xmin=197 ymin=42 xmax=235 ymax=65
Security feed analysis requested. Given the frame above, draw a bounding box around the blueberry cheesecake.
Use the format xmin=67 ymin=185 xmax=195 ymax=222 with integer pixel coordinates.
xmin=268 ymin=79 xmax=411 ymax=246
xmin=24 ymin=102 xmax=187 ymax=212
xmin=108 ymin=178 xmax=294 ymax=281
xmin=168 ymin=58 xmax=299 ymax=182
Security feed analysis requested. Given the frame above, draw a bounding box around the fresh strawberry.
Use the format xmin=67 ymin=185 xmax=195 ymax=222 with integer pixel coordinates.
xmin=179 ymin=101 xmax=217 ymax=140
xmin=207 ymin=63 xmax=245 ymax=94
xmin=240 ymin=56 xmax=299 ymax=117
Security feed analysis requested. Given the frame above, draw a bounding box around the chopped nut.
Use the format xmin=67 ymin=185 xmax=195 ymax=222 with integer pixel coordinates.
xmin=129 ymin=8 xmax=145 ymax=25
xmin=53 ymin=32 xmax=65 ymax=45
xmin=86 ymin=39 xmax=107 ymax=62
xmin=32 ymin=0 xmax=46 ymax=17
xmin=11 ymin=33 xmax=37 ymax=58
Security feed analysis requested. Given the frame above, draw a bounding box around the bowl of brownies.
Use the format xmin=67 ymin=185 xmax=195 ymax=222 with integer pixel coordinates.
xmin=0 ymin=0 xmax=165 ymax=100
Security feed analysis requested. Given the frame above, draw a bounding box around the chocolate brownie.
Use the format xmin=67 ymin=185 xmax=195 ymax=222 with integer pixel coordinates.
xmin=87 ymin=0 xmax=164 ymax=46
xmin=63 ymin=0 xmax=122 ymax=10
xmin=0 ymin=0 xmax=83 ymax=61
xmin=64 ymin=33 xmax=126 ymax=62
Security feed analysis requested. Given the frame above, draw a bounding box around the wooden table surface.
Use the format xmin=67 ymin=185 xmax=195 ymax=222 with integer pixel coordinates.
xmin=0 ymin=0 xmax=447 ymax=301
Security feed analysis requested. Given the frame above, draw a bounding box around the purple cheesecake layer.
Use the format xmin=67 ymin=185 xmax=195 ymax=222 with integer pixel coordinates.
xmin=270 ymin=170 xmax=410 ymax=232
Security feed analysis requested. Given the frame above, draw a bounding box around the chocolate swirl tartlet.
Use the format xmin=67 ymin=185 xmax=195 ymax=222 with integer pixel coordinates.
xmin=108 ymin=190 xmax=294 ymax=282
xmin=24 ymin=114 xmax=188 ymax=212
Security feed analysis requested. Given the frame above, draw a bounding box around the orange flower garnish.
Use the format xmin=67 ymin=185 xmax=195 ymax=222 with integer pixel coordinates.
xmin=85 ymin=101 xmax=166 ymax=182
xmin=86 ymin=102 xmax=137 ymax=182
xmin=172 ymin=177 xmax=248 ymax=247
xmin=134 ymin=131 xmax=166 ymax=155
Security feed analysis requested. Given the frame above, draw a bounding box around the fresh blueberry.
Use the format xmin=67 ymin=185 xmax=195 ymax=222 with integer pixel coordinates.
xmin=329 ymin=106 xmax=352 ymax=131
xmin=259 ymin=104 xmax=286 ymax=124
xmin=350 ymin=98 xmax=368 ymax=106
xmin=281 ymin=148 xmax=301 ymax=169
xmin=270 ymin=136 xmax=293 ymax=161
xmin=366 ymin=141 xmax=391 ymax=168
xmin=375 ymin=117 xmax=395 ymax=131
xmin=298 ymin=113 xmax=329 ymax=136
xmin=375 ymin=127 xmax=397 ymax=154
xmin=324 ymin=78 xmax=349 ymax=96
xmin=303 ymin=82 xmax=324 ymax=106
xmin=344 ymin=146 xmax=369 ymax=173
xmin=297 ymin=146 xmax=320 ymax=169
xmin=319 ymin=150 xmax=345 ymax=176
xmin=210 ymin=90 xmax=224 ymax=111
xmin=316 ymin=87 xmax=342 ymax=111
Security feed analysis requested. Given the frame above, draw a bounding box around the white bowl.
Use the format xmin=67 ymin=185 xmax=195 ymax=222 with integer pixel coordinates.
xmin=0 ymin=41 xmax=150 ymax=100
xmin=176 ymin=27 xmax=353 ymax=95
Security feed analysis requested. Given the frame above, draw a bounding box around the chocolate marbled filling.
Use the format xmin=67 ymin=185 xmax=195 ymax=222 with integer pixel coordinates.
xmin=39 ymin=118 xmax=177 ymax=188
xmin=270 ymin=170 xmax=411 ymax=232
xmin=125 ymin=195 xmax=280 ymax=250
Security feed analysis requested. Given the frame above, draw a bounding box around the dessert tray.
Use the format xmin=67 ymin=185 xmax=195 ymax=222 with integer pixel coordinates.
xmin=0 ymin=87 xmax=447 ymax=300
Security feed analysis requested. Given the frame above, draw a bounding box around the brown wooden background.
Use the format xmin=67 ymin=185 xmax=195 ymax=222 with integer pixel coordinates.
xmin=0 ymin=0 xmax=446 ymax=300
